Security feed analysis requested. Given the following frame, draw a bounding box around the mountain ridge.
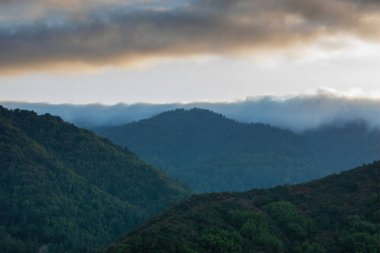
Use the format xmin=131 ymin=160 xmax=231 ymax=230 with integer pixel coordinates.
xmin=97 ymin=108 xmax=379 ymax=193
xmin=0 ymin=106 xmax=190 ymax=252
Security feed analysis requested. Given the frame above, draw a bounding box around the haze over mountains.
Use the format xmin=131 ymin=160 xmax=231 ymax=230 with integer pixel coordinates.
xmin=3 ymin=93 xmax=380 ymax=131
xmin=1 ymin=104 xmax=379 ymax=252
xmin=0 ymin=106 xmax=189 ymax=252
xmin=1 ymin=0 xmax=379 ymax=252
xmin=302 ymin=122 xmax=380 ymax=171
xmin=97 ymin=108 xmax=380 ymax=193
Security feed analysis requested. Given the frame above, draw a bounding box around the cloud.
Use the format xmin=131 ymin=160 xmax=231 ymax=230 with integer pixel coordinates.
xmin=0 ymin=0 xmax=379 ymax=73
xmin=2 ymin=93 xmax=380 ymax=131
xmin=204 ymin=93 xmax=380 ymax=131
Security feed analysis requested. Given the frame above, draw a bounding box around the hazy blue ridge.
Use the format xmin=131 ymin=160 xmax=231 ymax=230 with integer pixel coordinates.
xmin=96 ymin=108 xmax=380 ymax=193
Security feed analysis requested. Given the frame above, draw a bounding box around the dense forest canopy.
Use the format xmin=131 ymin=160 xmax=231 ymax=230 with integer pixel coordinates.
xmin=0 ymin=106 xmax=190 ymax=252
xmin=2 ymin=105 xmax=378 ymax=253
xmin=106 ymin=161 xmax=380 ymax=253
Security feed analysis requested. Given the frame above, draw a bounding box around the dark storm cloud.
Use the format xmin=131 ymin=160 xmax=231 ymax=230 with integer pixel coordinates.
xmin=0 ymin=0 xmax=379 ymax=73
xmin=3 ymin=93 xmax=380 ymax=131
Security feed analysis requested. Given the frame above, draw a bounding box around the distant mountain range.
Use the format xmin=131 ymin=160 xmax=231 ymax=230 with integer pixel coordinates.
xmin=0 ymin=106 xmax=190 ymax=253
xmin=1 ymin=105 xmax=379 ymax=253
xmin=105 ymin=161 xmax=380 ymax=253
xmin=97 ymin=108 xmax=380 ymax=193
xmin=3 ymin=94 xmax=380 ymax=131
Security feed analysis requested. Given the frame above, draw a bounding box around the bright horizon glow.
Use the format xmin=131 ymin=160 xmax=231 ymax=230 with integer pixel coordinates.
xmin=1 ymin=37 xmax=380 ymax=105
xmin=0 ymin=0 xmax=379 ymax=104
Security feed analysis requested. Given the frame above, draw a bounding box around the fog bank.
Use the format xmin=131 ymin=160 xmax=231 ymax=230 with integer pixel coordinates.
xmin=2 ymin=94 xmax=380 ymax=131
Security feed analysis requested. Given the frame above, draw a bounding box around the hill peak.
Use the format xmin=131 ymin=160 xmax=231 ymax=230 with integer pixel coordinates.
xmin=148 ymin=107 xmax=232 ymax=123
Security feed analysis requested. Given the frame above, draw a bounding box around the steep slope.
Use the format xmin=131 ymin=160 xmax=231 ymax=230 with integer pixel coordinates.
xmin=106 ymin=161 xmax=380 ymax=253
xmin=0 ymin=106 xmax=190 ymax=253
xmin=96 ymin=108 xmax=324 ymax=192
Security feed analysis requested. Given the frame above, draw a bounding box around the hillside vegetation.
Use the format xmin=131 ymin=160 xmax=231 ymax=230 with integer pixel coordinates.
xmin=106 ymin=161 xmax=380 ymax=253
xmin=97 ymin=108 xmax=379 ymax=192
xmin=0 ymin=106 xmax=190 ymax=253
xmin=301 ymin=120 xmax=380 ymax=171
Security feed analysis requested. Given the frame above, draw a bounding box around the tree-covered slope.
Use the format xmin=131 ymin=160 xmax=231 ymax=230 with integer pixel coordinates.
xmin=97 ymin=108 xmax=379 ymax=193
xmin=0 ymin=106 xmax=190 ymax=253
xmin=96 ymin=108 xmax=323 ymax=192
xmin=106 ymin=161 xmax=380 ymax=253
xmin=301 ymin=120 xmax=380 ymax=171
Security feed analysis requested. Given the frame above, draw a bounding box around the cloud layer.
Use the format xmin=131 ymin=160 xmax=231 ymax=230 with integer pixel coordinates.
xmin=0 ymin=0 xmax=379 ymax=73
xmin=3 ymin=93 xmax=380 ymax=131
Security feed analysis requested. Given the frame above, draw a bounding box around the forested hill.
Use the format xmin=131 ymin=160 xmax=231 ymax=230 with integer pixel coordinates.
xmin=0 ymin=106 xmax=190 ymax=253
xmin=106 ymin=161 xmax=380 ymax=253
xmin=301 ymin=120 xmax=380 ymax=171
xmin=96 ymin=108 xmax=380 ymax=193
xmin=96 ymin=108 xmax=320 ymax=192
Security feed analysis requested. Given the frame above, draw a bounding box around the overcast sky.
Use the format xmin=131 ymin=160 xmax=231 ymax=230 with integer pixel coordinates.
xmin=0 ymin=0 xmax=379 ymax=104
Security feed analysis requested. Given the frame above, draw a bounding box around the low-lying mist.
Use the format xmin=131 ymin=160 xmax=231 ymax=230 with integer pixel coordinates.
xmin=2 ymin=93 xmax=380 ymax=131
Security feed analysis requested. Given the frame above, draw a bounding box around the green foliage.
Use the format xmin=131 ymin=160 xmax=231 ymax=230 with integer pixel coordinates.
xmin=105 ymin=162 xmax=380 ymax=253
xmin=200 ymin=228 xmax=243 ymax=253
xmin=337 ymin=215 xmax=380 ymax=253
xmin=0 ymin=106 xmax=190 ymax=252
xmin=237 ymin=212 xmax=284 ymax=253
xmin=338 ymin=232 xmax=379 ymax=253
xmin=265 ymin=201 xmax=314 ymax=239
xmin=228 ymin=209 xmax=283 ymax=252
xmin=344 ymin=215 xmax=378 ymax=233
xmin=294 ymin=242 xmax=325 ymax=253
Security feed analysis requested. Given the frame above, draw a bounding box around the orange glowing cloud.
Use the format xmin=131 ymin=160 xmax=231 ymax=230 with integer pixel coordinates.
xmin=0 ymin=0 xmax=379 ymax=74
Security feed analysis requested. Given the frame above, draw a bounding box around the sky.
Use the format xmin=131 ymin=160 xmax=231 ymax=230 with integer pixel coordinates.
xmin=0 ymin=0 xmax=380 ymax=104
